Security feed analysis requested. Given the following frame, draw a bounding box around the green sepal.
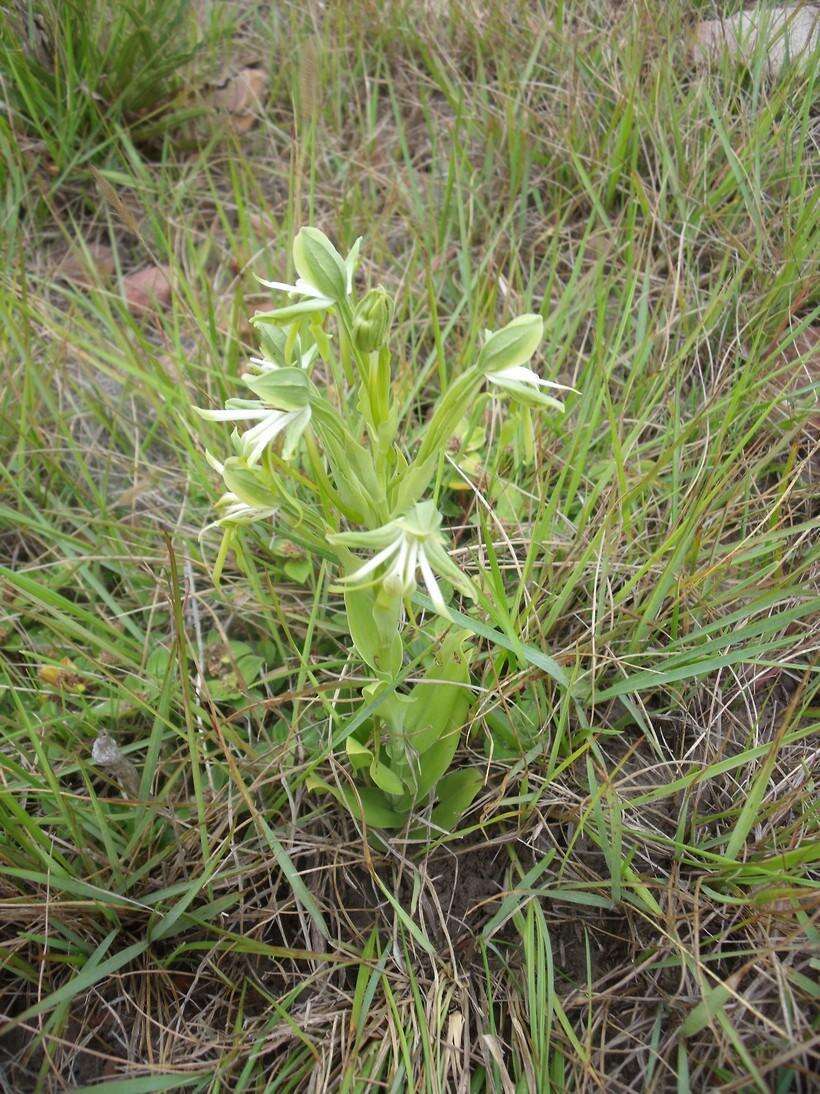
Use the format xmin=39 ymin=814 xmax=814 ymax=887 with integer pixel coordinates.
xmin=477 ymin=314 xmax=543 ymax=374
xmin=494 ymin=382 xmax=564 ymax=412
xmin=244 ymin=367 xmax=309 ymax=410
xmin=253 ymin=298 xmax=331 ymax=324
xmin=293 ymin=227 xmax=348 ymax=301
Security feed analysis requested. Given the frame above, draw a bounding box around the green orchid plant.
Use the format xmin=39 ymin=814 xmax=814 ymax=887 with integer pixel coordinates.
xmin=194 ymin=227 xmax=570 ymax=836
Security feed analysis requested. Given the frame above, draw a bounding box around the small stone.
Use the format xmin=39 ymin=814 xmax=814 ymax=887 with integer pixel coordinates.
xmin=122 ymin=264 xmax=173 ymax=313
xmin=92 ymin=733 xmax=124 ymax=767
xmin=212 ymin=66 xmax=269 ymax=133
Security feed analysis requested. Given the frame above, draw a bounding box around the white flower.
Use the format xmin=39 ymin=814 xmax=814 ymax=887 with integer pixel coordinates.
xmin=203 ymin=492 xmax=277 ymax=532
xmin=196 ymin=400 xmax=311 ymax=465
xmin=195 ymin=358 xmax=313 ymax=466
xmin=477 ymin=315 xmax=575 ymax=411
xmin=200 ymin=454 xmax=277 ymax=535
xmin=328 ymin=500 xmax=475 ymax=616
xmin=486 ymin=363 xmax=575 ymax=411
xmin=198 ymin=453 xmax=277 ymax=586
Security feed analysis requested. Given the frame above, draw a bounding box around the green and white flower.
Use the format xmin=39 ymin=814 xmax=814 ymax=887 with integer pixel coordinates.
xmin=200 ymin=454 xmax=277 ymax=534
xmin=196 ymin=401 xmax=311 ymax=466
xmin=328 ymin=500 xmax=475 ymax=615
xmin=486 ymin=362 xmax=574 ymax=411
xmin=195 ymin=365 xmax=312 ymax=466
xmin=257 ymin=227 xmax=361 ymax=316
xmin=205 ymin=491 xmax=277 ymax=531
xmin=478 ymin=314 xmax=574 ymax=411
xmin=249 ymin=333 xmax=318 ymax=374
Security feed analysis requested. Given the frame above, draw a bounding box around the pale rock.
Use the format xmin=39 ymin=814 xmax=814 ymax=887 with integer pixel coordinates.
xmin=212 ymin=66 xmax=269 ymax=133
xmin=122 ymin=264 xmax=173 ymax=313
xmin=693 ymin=4 xmax=819 ymax=75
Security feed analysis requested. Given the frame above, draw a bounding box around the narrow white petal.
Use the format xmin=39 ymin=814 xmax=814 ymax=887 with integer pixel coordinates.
xmin=490 ymin=365 xmax=576 ymax=391
xmin=257 ymin=278 xmax=300 ymax=295
xmin=205 ymin=451 xmax=225 ymax=475
xmin=338 ymin=537 xmax=403 ymax=584
xmin=242 ymin=410 xmax=288 ymax=443
xmin=402 ymin=541 xmax=419 ymax=588
xmin=197 ymin=406 xmax=270 ymax=422
xmin=242 ymin=412 xmax=293 ymax=465
xmin=419 ymin=550 xmax=448 ymax=614
xmin=281 ymin=405 xmax=311 ymax=459
xmin=386 ymin=541 xmax=410 ymax=590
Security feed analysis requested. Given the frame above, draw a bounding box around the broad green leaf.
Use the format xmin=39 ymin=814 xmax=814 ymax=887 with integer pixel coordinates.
xmin=369 ymin=758 xmax=404 ymax=796
xmin=343 ymin=587 xmax=402 ymax=675
xmin=307 ymin=775 xmax=406 ymax=829
xmin=429 ymin=768 xmax=483 ymax=831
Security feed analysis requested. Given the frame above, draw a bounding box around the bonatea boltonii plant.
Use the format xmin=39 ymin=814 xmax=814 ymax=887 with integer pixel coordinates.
xmin=195 ymin=228 xmax=570 ymax=834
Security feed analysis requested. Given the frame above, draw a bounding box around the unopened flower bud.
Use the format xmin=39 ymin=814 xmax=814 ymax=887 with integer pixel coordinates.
xmin=352 ymin=287 xmax=392 ymax=353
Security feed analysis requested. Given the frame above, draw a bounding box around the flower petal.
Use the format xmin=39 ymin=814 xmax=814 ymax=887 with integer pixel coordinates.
xmin=336 ymin=537 xmax=403 ymax=584
xmin=490 ymin=365 xmax=577 ymax=391
xmin=419 ymin=549 xmax=448 ymax=615
xmin=195 ymin=406 xmax=269 ymax=422
xmin=281 ymin=405 xmax=311 ymax=459
xmin=242 ymin=411 xmax=293 ymax=465
xmin=256 ymin=276 xmax=334 ymax=302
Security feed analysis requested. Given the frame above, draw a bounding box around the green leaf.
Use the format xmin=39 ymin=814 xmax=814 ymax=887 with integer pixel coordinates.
xmin=73 ymin=1074 xmax=195 ymax=1093
xmin=284 ymin=557 xmax=312 ymax=583
xmin=429 ymin=769 xmax=483 ymax=831
xmin=307 ymin=775 xmax=406 ymax=829
xmin=369 ymin=758 xmax=404 ymax=796
xmin=412 ymin=591 xmax=569 ymax=688
xmin=404 ymin=635 xmax=473 ymax=756
xmin=390 ymin=454 xmax=437 ymax=515
xmin=9 ymin=932 xmax=149 ymax=1026
xmin=343 ymin=586 xmax=402 ymax=675
xmin=681 ymin=980 xmax=735 ymax=1038
xmin=346 ymin=736 xmax=373 ymax=770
